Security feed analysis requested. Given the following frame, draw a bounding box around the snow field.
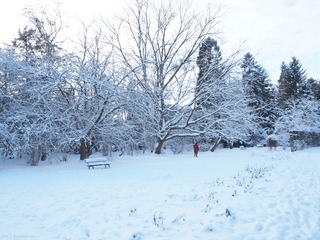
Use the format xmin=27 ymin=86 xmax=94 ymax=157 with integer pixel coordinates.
xmin=0 ymin=147 xmax=320 ymax=239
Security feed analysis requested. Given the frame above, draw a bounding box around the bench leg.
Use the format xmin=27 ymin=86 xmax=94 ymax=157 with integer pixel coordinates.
xmin=87 ymin=164 xmax=110 ymax=169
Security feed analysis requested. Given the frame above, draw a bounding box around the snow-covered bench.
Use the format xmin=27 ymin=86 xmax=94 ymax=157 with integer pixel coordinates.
xmin=85 ymin=158 xmax=111 ymax=170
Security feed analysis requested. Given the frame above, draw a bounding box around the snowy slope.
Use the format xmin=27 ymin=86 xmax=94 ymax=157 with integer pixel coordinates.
xmin=0 ymin=147 xmax=319 ymax=240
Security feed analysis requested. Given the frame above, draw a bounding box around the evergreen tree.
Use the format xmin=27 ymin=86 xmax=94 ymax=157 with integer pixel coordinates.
xmin=275 ymin=57 xmax=320 ymax=147
xmin=277 ymin=62 xmax=289 ymax=106
xmin=194 ymin=40 xmax=257 ymax=150
xmin=307 ymin=77 xmax=320 ymax=100
xmin=277 ymin=57 xmax=308 ymax=108
xmin=11 ymin=6 xmax=63 ymax=60
xmin=196 ymin=37 xmax=223 ymax=107
xmin=241 ymin=52 xmax=277 ymax=140
xmin=196 ymin=37 xmax=222 ymax=84
xmin=195 ymin=37 xmax=224 ymax=148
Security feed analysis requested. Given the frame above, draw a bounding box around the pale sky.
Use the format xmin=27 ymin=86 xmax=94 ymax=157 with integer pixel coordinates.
xmin=0 ymin=0 xmax=319 ymax=82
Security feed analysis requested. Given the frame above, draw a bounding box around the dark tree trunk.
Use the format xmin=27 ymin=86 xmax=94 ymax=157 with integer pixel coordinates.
xmin=80 ymin=138 xmax=86 ymax=160
xmin=41 ymin=151 xmax=47 ymax=161
xmin=40 ymin=144 xmax=47 ymax=161
xmin=210 ymin=137 xmax=221 ymax=152
xmin=155 ymin=138 xmax=164 ymax=154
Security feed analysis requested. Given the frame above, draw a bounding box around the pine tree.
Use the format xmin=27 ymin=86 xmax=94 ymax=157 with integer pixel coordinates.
xmin=277 ymin=57 xmax=308 ymax=107
xmin=241 ymin=52 xmax=277 ymax=139
xmin=196 ymin=37 xmax=222 ymax=84
xmin=194 ymin=40 xmax=257 ymax=150
xmin=275 ymin=57 xmax=320 ymax=146
xmin=307 ymin=78 xmax=320 ymax=100
xmin=11 ymin=6 xmax=63 ymax=60
xmin=195 ymin=37 xmax=223 ymax=107
xmin=277 ymin=62 xmax=290 ymax=106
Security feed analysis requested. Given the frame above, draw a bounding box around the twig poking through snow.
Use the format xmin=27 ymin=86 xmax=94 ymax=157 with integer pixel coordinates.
xmin=226 ymin=208 xmax=231 ymax=217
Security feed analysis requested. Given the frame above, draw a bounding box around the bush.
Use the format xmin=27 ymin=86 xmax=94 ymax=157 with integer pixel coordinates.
xmin=267 ymin=135 xmax=278 ymax=149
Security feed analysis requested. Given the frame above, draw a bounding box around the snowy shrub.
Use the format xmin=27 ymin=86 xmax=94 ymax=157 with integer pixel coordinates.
xmin=215 ymin=178 xmax=224 ymax=186
xmin=196 ymin=141 xmax=211 ymax=152
xmin=267 ymin=134 xmax=277 ymax=141
xmin=28 ymin=148 xmax=41 ymax=166
xmin=243 ymin=180 xmax=254 ymax=193
xmin=267 ymin=135 xmax=278 ymax=150
xmin=270 ymin=132 xmax=290 ymax=149
xmin=153 ymin=211 xmax=164 ymax=229
xmin=245 ymin=164 xmax=274 ymax=179
xmin=56 ymin=154 xmax=69 ymax=162
xmin=289 ymin=131 xmax=320 ymax=151
xmin=292 ymin=140 xmax=306 ymax=151
xmin=233 ymin=163 xmax=274 ymax=194
xmin=167 ymin=138 xmax=185 ymax=154
xmin=208 ymin=191 xmax=215 ymax=201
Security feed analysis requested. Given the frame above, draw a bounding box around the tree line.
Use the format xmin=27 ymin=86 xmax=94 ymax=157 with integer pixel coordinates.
xmin=0 ymin=0 xmax=319 ymax=165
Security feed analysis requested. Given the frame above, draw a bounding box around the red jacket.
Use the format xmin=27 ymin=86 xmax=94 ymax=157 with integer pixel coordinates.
xmin=193 ymin=143 xmax=199 ymax=152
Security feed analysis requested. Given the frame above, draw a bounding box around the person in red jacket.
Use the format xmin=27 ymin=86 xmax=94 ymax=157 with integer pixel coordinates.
xmin=193 ymin=142 xmax=199 ymax=157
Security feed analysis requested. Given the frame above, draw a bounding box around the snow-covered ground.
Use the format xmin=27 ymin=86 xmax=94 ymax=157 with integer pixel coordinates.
xmin=1 ymin=147 xmax=320 ymax=240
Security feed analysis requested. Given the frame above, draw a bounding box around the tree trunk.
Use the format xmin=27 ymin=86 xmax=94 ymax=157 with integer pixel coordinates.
xmin=210 ymin=137 xmax=221 ymax=152
xmin=30 ymin=146 xmax=40 ymax=166
xmin=41 ymin=151 xmax=47 ymax=161
xmin=155 ymin=138 xmax=164 ymax=154
xmin=80 ymin=138 xmax=86 ymax=160
xmin=40 ymin=144 xmax=47 ymax=161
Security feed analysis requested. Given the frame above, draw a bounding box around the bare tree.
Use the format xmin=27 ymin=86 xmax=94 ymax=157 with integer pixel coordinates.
xmin=104 ymin=0 xmax=222 ymax=154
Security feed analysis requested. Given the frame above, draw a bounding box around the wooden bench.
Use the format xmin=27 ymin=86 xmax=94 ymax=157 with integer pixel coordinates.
xmin=85 ymin=158 xmax=111 ymax=170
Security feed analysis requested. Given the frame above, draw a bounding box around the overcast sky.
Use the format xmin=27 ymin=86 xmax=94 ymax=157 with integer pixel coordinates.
xmin=1 ymin=0 xmax=319 ymax=82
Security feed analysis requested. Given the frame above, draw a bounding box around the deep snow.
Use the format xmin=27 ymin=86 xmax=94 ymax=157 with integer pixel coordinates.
xmin=1 ymin=147 xmax=320 ymax=240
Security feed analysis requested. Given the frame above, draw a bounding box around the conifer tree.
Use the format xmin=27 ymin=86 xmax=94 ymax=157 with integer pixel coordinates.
xmin=274 ymin=57 xmax=320 ymax=147
xmin=196 ymin=37 xmax=222 ymax=84
xmin=277 ymin=57 xmax=308 ymax=108
xmin=11 ymin=6 xmax=64 ymax=60
xmin=241 ymin=52 xmax=277 ymax=140
xmin=196 ymin=37 xmax=223 ymax=107
xmin=307 ymin=78 xmax=320 ymax=100
xmin=194 ymin=40 xmax=256 ymax=150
